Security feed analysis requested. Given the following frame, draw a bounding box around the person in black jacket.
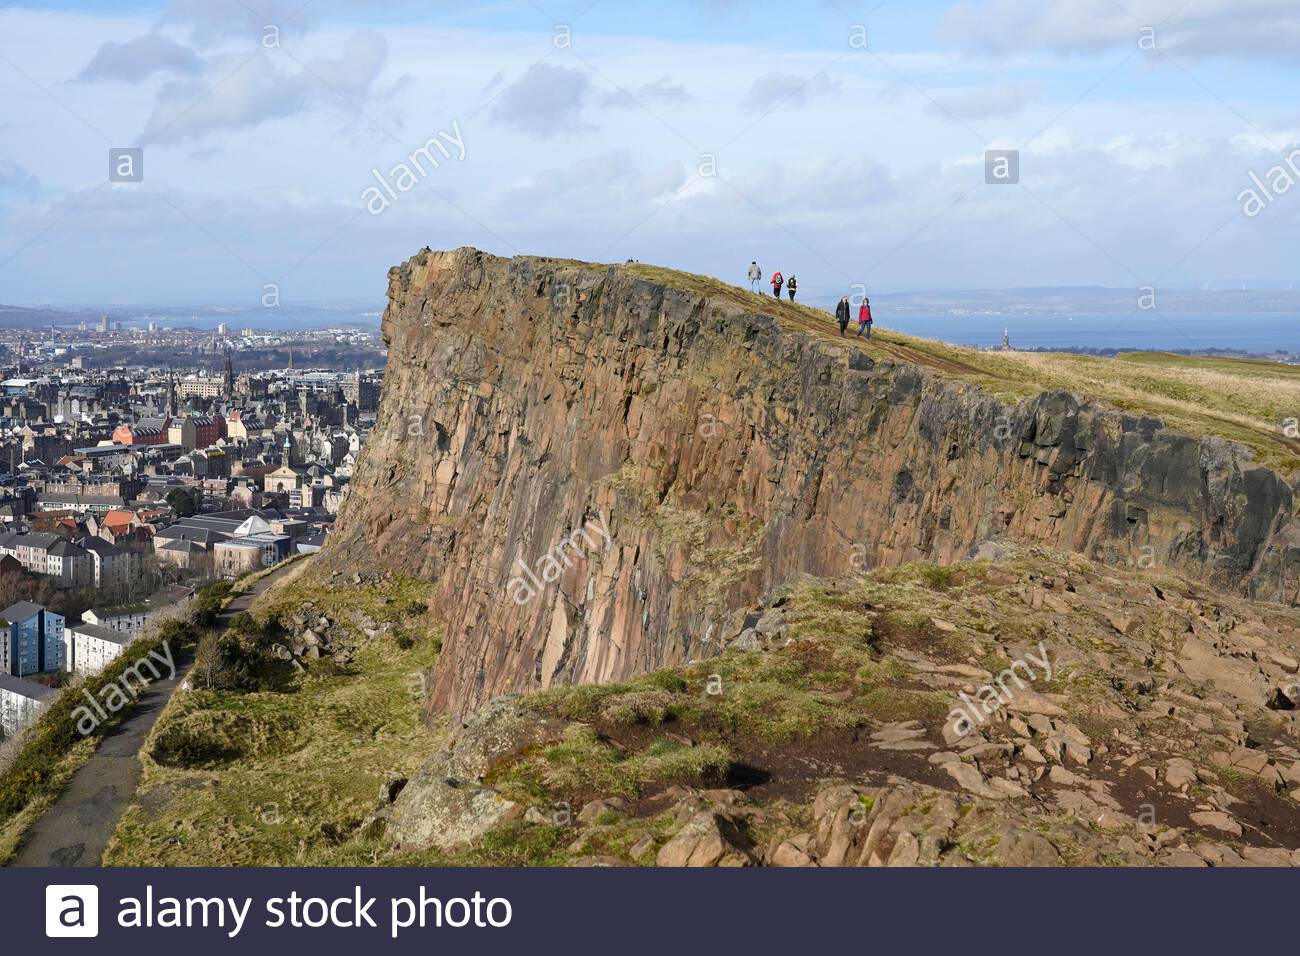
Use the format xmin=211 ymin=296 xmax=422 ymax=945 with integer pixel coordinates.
xmin=835 ymin=296 xmax=850 ymax=335
xmin=787 ymin=275 xmax=798 ymax=301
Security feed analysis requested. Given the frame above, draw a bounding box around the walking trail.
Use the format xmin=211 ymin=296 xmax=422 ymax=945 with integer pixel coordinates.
xmin=12 ymin=565 xmax=294 ymax=867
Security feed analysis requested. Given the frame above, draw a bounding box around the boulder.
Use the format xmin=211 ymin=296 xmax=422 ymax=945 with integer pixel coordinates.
xmin=1164 ymin=757 xmax=1198 ymax=789
xmin=656 ymin=812 xmax=755 ymax=867
xmin=1189 ymin=811 xmax=1242 ymax=837
xmin=577 ymin=797 xmax=628 ymax=824
xmin=387 ymin=699 xmax=571 ymax=852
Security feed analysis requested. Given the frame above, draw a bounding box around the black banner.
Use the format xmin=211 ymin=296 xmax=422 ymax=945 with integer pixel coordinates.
xmin=6 ymin=868 xmax=1292 ymax=951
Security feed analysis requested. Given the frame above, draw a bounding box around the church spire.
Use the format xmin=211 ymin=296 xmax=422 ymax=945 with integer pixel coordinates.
xmin=223 ymin=351 xmax=235 ymax=400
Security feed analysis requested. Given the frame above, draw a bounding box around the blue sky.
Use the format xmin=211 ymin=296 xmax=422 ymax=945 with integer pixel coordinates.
xmin=1 ymin=0 xmax=1298 ymax=307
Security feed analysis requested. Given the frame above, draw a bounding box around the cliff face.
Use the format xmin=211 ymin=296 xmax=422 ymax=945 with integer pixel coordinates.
xmin=327 ymin=247 xmax=1300 ymax=717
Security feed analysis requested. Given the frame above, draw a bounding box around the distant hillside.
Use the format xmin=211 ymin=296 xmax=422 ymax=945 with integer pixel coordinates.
xmin=0 ymin=305 xmax=110 ymax=330
xmin=875 ymin=286 xmax=1300 ymax=316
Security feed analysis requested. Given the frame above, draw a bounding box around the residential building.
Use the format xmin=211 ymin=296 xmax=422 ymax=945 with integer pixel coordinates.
xmin=0 ymin=672 xmax=56 ymax=737
xmin=0 ymin=531 xmax=92 ymax=587
xmin=112 ymin=417 xmax=170 ymax=446
xmin=67 ymin=622 xmax=130 ymax=677
xmin=177 ymin=377 xmax=224 ymax=400
xmin=81 ymin=584 xmax=193 ymax=638
xmin=168 ymin=414 xmax=225 ymax=451
xmin=46 ymin=538 xmax=93 ymax=587
xmin=81 ymin=603 xmax=148 ymax=637
xmin=0 ymin=602 xmax=67 ymax=676
xmin=79 ymin=537 xmax=136 ymax=592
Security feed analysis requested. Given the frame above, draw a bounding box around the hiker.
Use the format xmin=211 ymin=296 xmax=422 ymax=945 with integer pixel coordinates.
xmin=771 ymin=271 xmax=784 ymax=298
xmin=856 ymin=298 xmax=873 ymax=338
xmin=787 ymin=275 xmax=798 ymax=301
xmin=747 ymin=261 xmax=762 ymax=292
xmin=835 ymin=296 xmax=850 ymax=336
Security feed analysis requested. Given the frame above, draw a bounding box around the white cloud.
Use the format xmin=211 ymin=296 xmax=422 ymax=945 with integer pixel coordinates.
xmin=498 ymin=151 xmax=687 ymax=219
xmin=1231 ymin=129 xmax=1300 ymax=155
xmin=162 ymin=0 xmax=317 ymax=48
xmin=140 ymin=30 xmax=389 ymax=144
xmin=491 ymin=63 xmax=593 ymax=138
xmin=739 ymin=72 xmax=841 ymax=113
xmin=925 ymin=80 xmax=1040 ymax=121
xmin=3 ymin=3 xmax=1299 ymax=303
xmin=77 ymin=32 xmax=205 ymax=82
xmin=0 ymin=160 xmax=41 ymax=200
xmin=939 ymin=0 xmax=1300 ymax=61
xmin=600 ymin=77 xmax=694 ymax=110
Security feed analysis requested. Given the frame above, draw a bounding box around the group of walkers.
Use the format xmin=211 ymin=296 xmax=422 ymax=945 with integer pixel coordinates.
xmin=748 ymin=261 xmax=798 ymax=301
xmin=836 ymin=295 xmax=873 ymax=338
xmin=746 ymin=261 xmax=873 ymax=338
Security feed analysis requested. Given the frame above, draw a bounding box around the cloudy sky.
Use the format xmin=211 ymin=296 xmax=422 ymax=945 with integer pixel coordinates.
xmin=1 ymin=0 xmax=1298 ymax=307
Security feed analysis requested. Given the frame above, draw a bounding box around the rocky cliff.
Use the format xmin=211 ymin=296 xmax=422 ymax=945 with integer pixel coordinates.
xmin=326 ymin=247 xmax=1300 ymax=718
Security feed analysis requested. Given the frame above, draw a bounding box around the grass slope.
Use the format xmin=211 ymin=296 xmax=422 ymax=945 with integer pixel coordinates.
xmin=104 ymin=570 xmax=443 ymax=866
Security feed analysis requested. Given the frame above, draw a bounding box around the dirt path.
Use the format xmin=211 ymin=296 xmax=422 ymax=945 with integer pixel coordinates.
xmin=11 ymin=566 xmax=294 ymax=868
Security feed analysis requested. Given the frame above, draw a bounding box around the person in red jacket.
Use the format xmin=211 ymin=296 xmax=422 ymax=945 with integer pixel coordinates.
xmin=771 ymin=271 xmax=784 ymax=298
xmin=856 ymin=299 xmax=873 ymax=338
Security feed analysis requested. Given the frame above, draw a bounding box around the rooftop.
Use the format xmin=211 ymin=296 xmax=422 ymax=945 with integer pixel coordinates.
xmin=0 ymin=672 xmax=58 ymax=701
xmin=69 ymin=621 xmax=129 ymax=646
xmin=0 ymin=600 xmax=47 ymax=623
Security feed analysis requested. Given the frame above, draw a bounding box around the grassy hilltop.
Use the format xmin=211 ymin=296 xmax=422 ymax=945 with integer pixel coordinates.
xmin=627 ymin=264 xmax=1300 ymax=476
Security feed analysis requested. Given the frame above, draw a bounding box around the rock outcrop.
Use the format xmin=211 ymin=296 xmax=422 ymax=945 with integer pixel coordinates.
xmin=326 ymin=247 xmax=1300 ymax=718
xmin=375 ymin=543 xmax=1300 ymax=866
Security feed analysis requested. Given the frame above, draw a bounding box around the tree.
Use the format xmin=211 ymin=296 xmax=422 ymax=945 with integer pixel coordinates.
xmin=190 ymin=630 xmax=247 ymax=691
xmin=166 ymin=487 xmax=198 ymax=518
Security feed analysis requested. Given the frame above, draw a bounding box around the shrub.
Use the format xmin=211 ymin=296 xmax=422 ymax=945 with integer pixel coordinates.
xmin=190 ymin=631 xmax=249 ymax=692
xmin=918 ymin=564 xmax=953 ymax=590
xmin=599 ymin=689 xmax=682 ymax=726
xmin=148 ymin=708 xmax=300 ymax=768
xmin=193 ymin=581 xmax=235 ymax=627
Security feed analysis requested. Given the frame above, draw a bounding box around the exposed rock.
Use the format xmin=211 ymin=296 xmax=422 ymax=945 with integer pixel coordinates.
xmin=628 ymin=835 xmax=657 ymax=863
xmin=377 ymin=778 xmax=407 ymax=807
xmin=577 ymin=797 xmax=628 ymax=824
xmin=656 ymin=812 xmax=755 ymax=867
xmin=943 ymin=761 xmax=1006 ymax=800
xmin=387 ymin=699 xmax=570 ymax=851
xmin=990 ymin=825 xmax=1061 ymax=866
xmin=1164 ymin=758 xmax=1198 ymax=789
xmin=769 ymin=837 xmax=817 ymax=868
xmin=1189 ymin=811 xmax=1243 ymax=837
xmin=324 ymin=247 xmax=1300 ymax=718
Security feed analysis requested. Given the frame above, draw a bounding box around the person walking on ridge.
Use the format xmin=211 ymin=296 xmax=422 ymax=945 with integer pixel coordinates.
xmin=835 ymin=296 xmax=850 ymax=336
xmin=748 ymin=261 xmax=762 ymax=292
xmin=787 ymin=275 xmax=798 ymax=301
xmin=771 ymin=271 xmax=784 ymax=298
xmin=856 ymin=298 xmax=873 ymax=338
